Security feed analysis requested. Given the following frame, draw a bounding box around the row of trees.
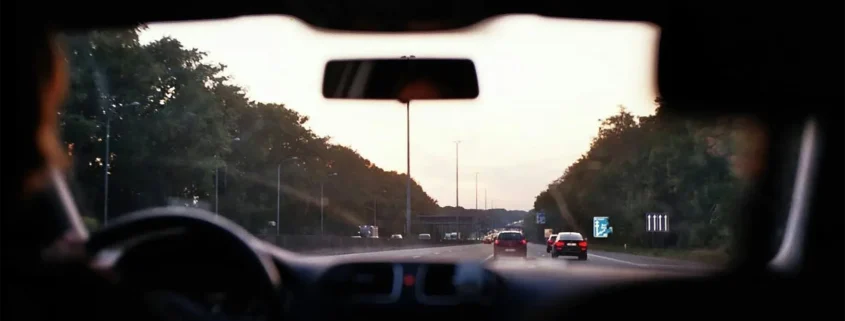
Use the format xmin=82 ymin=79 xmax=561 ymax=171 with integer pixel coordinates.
xmin=60 ymin=27 xmax=439 ymax=235
xmin=530 ymin=102 xmax=759 ymax=251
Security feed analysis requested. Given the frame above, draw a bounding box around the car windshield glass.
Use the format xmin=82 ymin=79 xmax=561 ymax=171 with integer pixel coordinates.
xmin=559 ymin=233 xmax=583 ymax=241
xmin=498 ymin=233 xmax=524 ymax=240
xmin=57 ymin=14 xmax=786 ymax=272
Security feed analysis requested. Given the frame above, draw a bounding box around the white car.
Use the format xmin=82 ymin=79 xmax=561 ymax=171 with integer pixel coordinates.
xmin=390 ymin=234 xmax=403 ymax=239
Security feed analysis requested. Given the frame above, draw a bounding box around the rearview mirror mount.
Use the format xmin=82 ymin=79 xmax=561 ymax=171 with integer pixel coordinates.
xmin=322 ymin=58 xmax=480 ymax=101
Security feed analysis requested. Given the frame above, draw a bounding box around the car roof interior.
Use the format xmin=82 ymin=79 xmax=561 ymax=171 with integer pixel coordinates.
xmin=7 ymin=0 xmax=844 ymax=319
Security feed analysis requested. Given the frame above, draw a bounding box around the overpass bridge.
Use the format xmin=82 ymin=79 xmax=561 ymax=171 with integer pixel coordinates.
xmin=415 ymin=214 xmax=486 ymax=240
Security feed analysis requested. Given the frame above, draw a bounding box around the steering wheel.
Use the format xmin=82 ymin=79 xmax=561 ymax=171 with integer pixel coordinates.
xmin=86 ymin=206 xmax=283 ymax=321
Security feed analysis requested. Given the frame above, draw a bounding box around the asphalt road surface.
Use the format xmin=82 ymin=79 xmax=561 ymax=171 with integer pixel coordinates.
xmin=324 ymin=242 xmax=715 ymax=273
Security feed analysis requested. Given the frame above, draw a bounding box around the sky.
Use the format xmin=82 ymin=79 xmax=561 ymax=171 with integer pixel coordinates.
xmin=139 ymin=15 xmax=660 ymax=211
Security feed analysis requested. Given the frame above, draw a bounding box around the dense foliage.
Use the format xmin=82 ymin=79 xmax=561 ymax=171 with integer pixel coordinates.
xmin=528 ymin=103 xmax=757 ymax=251
xmin=60 ymin=28 xmax=439 ymax=235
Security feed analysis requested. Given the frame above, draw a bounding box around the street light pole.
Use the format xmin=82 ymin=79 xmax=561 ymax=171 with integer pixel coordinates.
xmin=475 ymin=172 xmax=479 ymax=210
xmin=320 ymin=172 xmax=337 ymax=236
xmin=406 ymin=100 xmax=411 ymax=235
xmin=401 ymin=55 xmax=415 ymax=236
xmin=214 ymin=137 xmax=240 ymax=219
xmin=91 ymin=58 xmax=111 ymax=225
xmin=215 ymin=167 xmax=219 ymax=216
xmin=454 ymin=140 xmax=460 ymax=207
xmin=276 ymin=164 xmax=281 ymax=235
xmin=103 ymin=115 xmax=110 ymax=224
xmin=276 ymin=157 xmax=298 ymax=235
xmin=320 ymin=181 xmax=324 ymax=235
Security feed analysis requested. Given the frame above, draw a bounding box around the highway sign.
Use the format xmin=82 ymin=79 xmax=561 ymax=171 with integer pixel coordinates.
xmin=593 ymin=216 xmax=612 ymax=238
xmin=536 ymin=212 xmax=546 ymax=224
xmin=646 ymin=213 xmax=669 ymax=232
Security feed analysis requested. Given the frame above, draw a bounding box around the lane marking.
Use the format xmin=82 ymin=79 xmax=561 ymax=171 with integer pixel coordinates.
xmin=482 ymin=254 xmax=494 ymax=262
xmin=589 ymin=253 xmax=710 ymax=270
xmin=412 ymin=255 xmax=421 ymax=258
xmin=434 ymin=252 xmax=440 ymax=255
xmin=324 ymin=244 xmax=480 ymax=258
xmin=589 ymin=253 xmax=648 ymax=267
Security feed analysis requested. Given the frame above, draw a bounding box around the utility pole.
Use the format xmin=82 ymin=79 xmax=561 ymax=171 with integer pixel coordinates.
xmin=485 ymin=189 xmax=488 ymax=210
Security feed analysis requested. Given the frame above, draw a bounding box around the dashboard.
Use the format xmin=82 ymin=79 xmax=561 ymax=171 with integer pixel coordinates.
xmin=258 ymin=241 xmax=707 ymax=321
xmin=105 ymin=236 xmax=710 ymax=321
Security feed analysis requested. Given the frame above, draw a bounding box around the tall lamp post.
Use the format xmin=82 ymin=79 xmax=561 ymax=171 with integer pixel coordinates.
xmin=475 ymin=172 xmax=479 ymax=210
xmin=276 ymin=157 xmax=299 ymax=235
xmin=320 ymin=172 xmax=338 ymax=235
xmin=400 ymin=55 xmax=416 ymax=235
xmin=454 ymin=140 xmax=461 ymax=207
xmin=214 ymin=137 xmax=241 ymax=218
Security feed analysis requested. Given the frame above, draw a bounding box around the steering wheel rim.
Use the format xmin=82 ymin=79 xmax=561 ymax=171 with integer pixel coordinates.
xmin=87 ymin=206 xmax=283 ymax=320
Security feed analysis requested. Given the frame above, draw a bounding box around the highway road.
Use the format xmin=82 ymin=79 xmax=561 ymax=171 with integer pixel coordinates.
xmin=324 ymin=242 xmax=715 ymax=273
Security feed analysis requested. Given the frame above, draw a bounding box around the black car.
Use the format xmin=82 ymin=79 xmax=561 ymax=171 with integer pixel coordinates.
xmin=550 ymin=232 xmax=588 ymax=260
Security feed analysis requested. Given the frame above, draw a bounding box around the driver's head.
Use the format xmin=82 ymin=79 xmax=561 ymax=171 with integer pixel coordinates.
xmin=20 ymin=28 xmax=69 ymax=196
xmin=397 ymin=78 xmax=443 ymax=101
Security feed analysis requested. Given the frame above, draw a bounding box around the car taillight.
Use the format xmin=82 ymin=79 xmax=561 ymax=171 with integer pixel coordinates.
xmin=494 ymin=240 xmax=499 ymax=245
xmin=578 ymin=241 xmax=587 ymax=248
xmin=554 ymin=240 xmax=564 ymax=248
xmin=521 ymin=239 xmax=527 ymax=245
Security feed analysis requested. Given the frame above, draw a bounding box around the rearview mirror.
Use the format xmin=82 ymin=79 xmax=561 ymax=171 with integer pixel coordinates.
xmin=322 ymin=58 xmax=479 ymax=101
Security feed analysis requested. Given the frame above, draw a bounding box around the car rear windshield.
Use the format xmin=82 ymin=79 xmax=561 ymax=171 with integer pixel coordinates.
xmin=498 ymin=233 xmax=524 ymax=240
xmin=559 ymin=233 xmax=583 ymax=241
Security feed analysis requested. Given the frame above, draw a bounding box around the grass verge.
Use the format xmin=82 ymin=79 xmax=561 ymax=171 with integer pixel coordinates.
xmin=590 ymin=244 xmax=730 ymax=265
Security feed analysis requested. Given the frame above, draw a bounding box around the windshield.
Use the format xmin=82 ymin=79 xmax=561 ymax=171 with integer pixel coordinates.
xmin=497 ymin=233 xmax=524 ymax=241
xmin=558 ymin=233 xmax=583 ymax=241
xmin=60 ymin=15 xmax=772 ymax=273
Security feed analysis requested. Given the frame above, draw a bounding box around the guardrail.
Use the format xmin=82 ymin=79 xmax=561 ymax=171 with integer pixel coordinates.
xmin=258 ymin=234 xmax=481 ymax=255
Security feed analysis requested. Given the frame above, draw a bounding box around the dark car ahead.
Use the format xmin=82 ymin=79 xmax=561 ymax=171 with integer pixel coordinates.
xmin=493 ymin=231 xmax=527 ymax=258
xmin=546 ymin=234 xmax=558 ymax=253
xmin=551 ymin=232 xmax=588 ymax=260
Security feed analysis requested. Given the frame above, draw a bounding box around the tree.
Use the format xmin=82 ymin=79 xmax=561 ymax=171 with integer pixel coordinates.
xmin=59 ymin=28 xmax=439 ymax=236
xmin=533 ymin=101 xmax=753 ymax=250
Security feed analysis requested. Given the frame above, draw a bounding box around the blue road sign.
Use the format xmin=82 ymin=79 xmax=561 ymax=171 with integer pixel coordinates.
xmin=536 ymin=212 xmax=546 ymax=224
xmin=593 ymin=216 xmax=612 ymax=238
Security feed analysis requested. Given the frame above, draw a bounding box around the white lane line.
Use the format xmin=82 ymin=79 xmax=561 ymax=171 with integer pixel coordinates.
xmin=434 ymin=252 xmax=440 ymax=255
xmin=482 ymin=254 xmax=494 ymax=262
xmin=589 ymin=253 xmax=709 ymax=269
xmin=589 ymin=253 xmax=648 ymax=267
xmin=324 ymin=244 xmax=477 ymax=258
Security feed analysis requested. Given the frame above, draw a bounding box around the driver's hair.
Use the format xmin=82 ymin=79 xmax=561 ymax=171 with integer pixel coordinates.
xmin=21 ymin=27 xmax=70 ymax=195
